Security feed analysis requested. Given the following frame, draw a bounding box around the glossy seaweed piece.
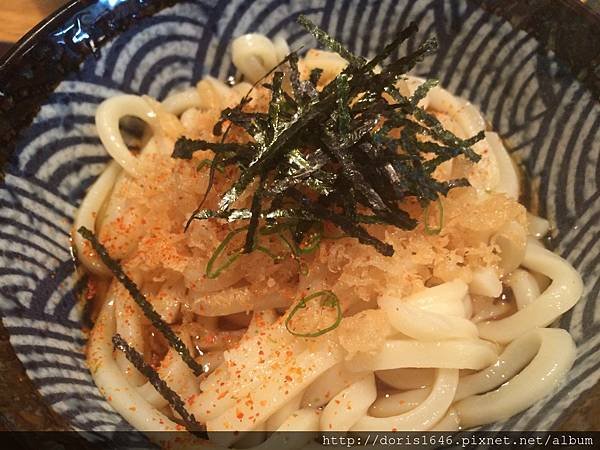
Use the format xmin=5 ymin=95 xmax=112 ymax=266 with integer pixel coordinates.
xmin=172 ymin=15 xmax=485 ymax=257
xmin=172 ymin=138 xmax=253 ymax=160
xmin=112 ymin=334 xmax=207 ymax=437
xmin=77 ymin=227 xmax=205 ymax=377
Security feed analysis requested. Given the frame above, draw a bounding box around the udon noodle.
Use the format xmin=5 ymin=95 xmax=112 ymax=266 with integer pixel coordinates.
xmin=74 ymin=32 xmax=583 ymax=441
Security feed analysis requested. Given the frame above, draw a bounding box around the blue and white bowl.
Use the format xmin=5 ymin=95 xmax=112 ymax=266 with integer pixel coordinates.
xmin=0 ymin=0 xmax=598 ymax=437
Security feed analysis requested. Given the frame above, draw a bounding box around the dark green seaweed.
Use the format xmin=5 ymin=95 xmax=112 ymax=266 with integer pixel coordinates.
xmin=297 ymin=16 xmax=366 ymax=68
xmin=173 ymin=138 xmax=252 ymax=160
xmin=171 ymin=15 xmax=484 ymax=258
xmin=77 ymin=227 xmax=205 ymax=377
xmin=112 ymin=334 xmax=207 ymax=436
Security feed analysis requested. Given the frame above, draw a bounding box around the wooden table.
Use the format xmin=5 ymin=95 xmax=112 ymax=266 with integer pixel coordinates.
xmin=0 ymin=0 xmax=68 ymax=55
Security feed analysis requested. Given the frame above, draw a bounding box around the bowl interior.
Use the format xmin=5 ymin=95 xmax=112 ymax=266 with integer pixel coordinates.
xmin=0 ymin=0 xmax=598 ymax=435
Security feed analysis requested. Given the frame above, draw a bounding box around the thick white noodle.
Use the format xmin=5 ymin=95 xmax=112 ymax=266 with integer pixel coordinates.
xmin=231 ymin=34 xmax=280 ymax=83
xmin=379 ymin=280 xmax=478 ymax=341
xmin=463 ymin=293 xmax=473 ymax=319
xmin=424 ymin=84 xmax=520 ymax=202
xmin=136 ymin=338 xmax=200 ymax=410
xmin=72 ymin=161 xmax=120 ymax=276
xmin=95 ymin=95 xmax=159 ymax=177
xmin=478 ymin=239 xmax=583 ymax=343
xmin=87 ymin=298 xmax=180 ymax=431
xmin=254 ymin=409 xmax=320 ymax=450
xmin=375 ymin=368 xmax=434 ymax=390
xmin=161 ymin=88 xmax=202 ymax=115
xmin=191 ymin=321 xmax=302 ymax=422
xmin=393 ymin=280 xmax=468 ymax=317
xmin=199 ymin=76 xmax=236 ymax=109
xmin=208 ymin=408 xmax=320 ymax=450
xmin=195 ymin=285 xmax=291 ymax=316
xmin=272 ymin=35 xmax=291 ymax=61
xmin=149 ymin=284 xmax=182 ymax=324
xmin=454 ymin=329 xmax=546 ymax=402
xmin=369 ymin=387 xmax=431 ymax=417
xmin=174 ymin=77 xmax=236 ymax=129
xmin=454 ymin=328 xmax=576 ymax=428
xmin=426 ymin=86 xmax=500 ymax=193
xmin=347 ymin=338 xmax=498 ymax=372
xmin=302 ymin=363 xmax=367 ymax=408
xmin=271 ymin=408 xmax=320 ymax=432
xmin=491 ymin=220 xmax=527 ymax=274
xmin=320 ymin=373 xmax=377 ymax=431
xmin=485 ymin=131 xmax=519 ymax=199
xmin=206 ymin=343 xmax=341 ymax=432
xmin=246 ymin=309 xmax=278 ymax=338
xmin=266 ymin=392 xmax=303 ymax=431
xmin=233 ymin=422 xmax=267 ymax=448
xmin=196 ymin=351 xmax=224 ymax=375
xmin=114 ymin=291 xmax=146 ymax=386
xmin=136 ymin=380 xmax=169 ymax=410
xmin=507 ymin=268 xmax=541 ymax=310
xmin=350 ymin=369 xmax=458 ymax=431
xmin=470 ymin=294 xmax=514 ymax=324
xmin=469 ymin=267 xmax=503 ymax=298
xmin=527 ymin=213 xmax=550 ymax=238
xmin=430 ymin=407 xmax=460 ymax=431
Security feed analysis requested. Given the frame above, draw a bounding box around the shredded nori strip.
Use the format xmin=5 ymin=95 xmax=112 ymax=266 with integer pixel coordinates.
xmin=182 ymin=53 xmax=298 ymax=230
xmin=297 ymin=16 xmax=366 ymax=68
xmin=112 ymin=334 xmax=207 ymax=437
xmin=287 ymin=188 xmax=394 ymax=256
xmin=77 ymin=226 xmax=205 ymax=377
xmin=173 ymin=138 xmax=251 ymax=160
xmin=243 ymin=175 xmax=265 ymax=253
xmin=363 ymin=21 xmax=418 ymax=72
xmin=309 ymin=68 xmax=323 ymax=86
xmin=171 ymin=15 xmax=484 ymax=258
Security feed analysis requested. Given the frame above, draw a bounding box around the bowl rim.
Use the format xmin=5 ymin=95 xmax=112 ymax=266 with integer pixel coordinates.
xmin=0 ymin=0 xmax=85 ymax=69
xmin=0 ymin=0 xmax=178 ymax=180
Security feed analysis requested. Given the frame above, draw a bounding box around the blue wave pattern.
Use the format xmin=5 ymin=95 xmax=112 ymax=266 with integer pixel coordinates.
xmin=0 ymin=0 xmax=598 ymax=433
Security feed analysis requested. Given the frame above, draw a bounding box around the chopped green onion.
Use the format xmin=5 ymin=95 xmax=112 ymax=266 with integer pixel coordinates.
xmin=259 ymin=221 xmax=295 ymax=236
xmin=285 ymin=290 xmax=342 ymax=337
xmin=206 ymin=227 xmax=247 ymax=278
xmin=197 ymin=159 xmax=224 ymax=173
xmin=254 ymin=245 xmax=286 ymax=263
xmin=295 ymin=222 xmax=323 ymax=254
xmin=274 ymin=223 xmax=321 ymax=256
